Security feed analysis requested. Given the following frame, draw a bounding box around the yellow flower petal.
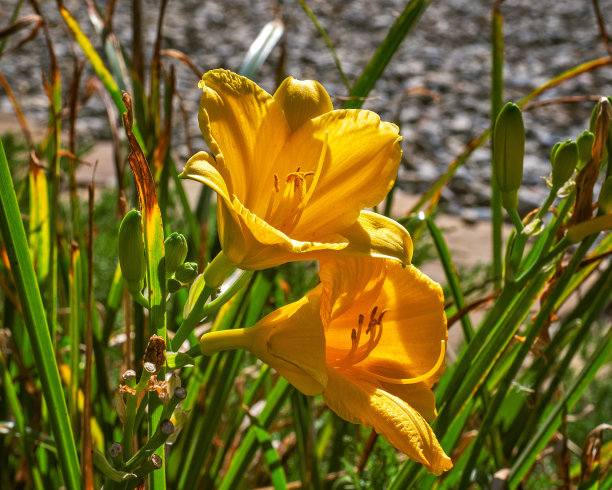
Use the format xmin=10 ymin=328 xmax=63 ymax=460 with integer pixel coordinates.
xmin=180 ymin=151 xmax=231 ymax=201
xmin=337 ymin=211 xmax=413 ymax=265
xmin=198 ymin=69 xmax=290 ymax=212
xmin=323 ymin=368 xmax=452 ymax=475
xmin=379 ymin=382 xmax=438 ymax=422
xmin=359 ymin=263 xmax=447 ymax=386
xmin=273 ymin=77 xmax=334 ymax=131
xmin=272 ymin=110 xmax=402 ymax=238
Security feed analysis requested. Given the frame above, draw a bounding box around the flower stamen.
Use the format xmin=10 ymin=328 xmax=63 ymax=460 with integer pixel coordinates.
xmin=328 ymin=306 xmax=387 ymax=370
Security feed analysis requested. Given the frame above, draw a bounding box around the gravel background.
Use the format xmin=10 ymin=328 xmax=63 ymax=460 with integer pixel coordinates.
xmin=2 ymin=0 xmax=612 ymax=219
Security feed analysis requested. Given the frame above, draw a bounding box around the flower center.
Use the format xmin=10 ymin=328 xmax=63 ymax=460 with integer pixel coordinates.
xmin=265 ymin=132 xmax=328 ymax=233
xmin=328 ymin=306 xmax=387 ymax=370
xmin=327 ymin=306 xmax=447 ymax=385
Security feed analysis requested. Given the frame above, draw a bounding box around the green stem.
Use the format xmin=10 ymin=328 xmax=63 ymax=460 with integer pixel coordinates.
xmin=508 ymin=208 xmax=524 ymax=232
xmin=171 ymin=284 xmax=215 ymax=351
xmin=172 ymin=271 xmax=253 ymax=351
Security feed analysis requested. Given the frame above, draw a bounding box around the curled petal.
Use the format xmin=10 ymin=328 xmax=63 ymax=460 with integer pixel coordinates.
xmin=323 ymin=368 xmax=452 ymax=475
xmin=337 ymin=211 xmax=413 ymax=265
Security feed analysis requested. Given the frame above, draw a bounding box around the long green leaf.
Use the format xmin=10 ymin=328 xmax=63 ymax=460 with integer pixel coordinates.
xmin=218 ymin=379 xmax=292 ymax=490
xmin=490 ymin=3 xmax=504 ymax=289
xmin=425 ymin=216 xmax=473 ymax=341
xmin=508 ymin=323 xmax=612 ymax=488
xmin=342 ymin=0 xmax=431 ymax=109
xmin=298 ymin=0 xmax=350 ymax=91
xmin=0 ymin=137 xmax=81 ymax=489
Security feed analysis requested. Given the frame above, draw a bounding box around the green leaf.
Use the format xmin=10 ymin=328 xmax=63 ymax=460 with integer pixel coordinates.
xmin=342 ymin=0 xmax=432 ymax=109
xmin=0 ymin=136 xmax=81 ymax=489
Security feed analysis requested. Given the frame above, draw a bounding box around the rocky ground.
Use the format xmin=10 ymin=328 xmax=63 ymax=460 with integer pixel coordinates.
xmin=2 ymin=0 xmax=612 ymax=219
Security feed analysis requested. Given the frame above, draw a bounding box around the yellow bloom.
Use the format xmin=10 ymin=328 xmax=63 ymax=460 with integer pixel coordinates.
xmin=200 ymin=257 xmax=452 ymax=474
xmin=180 ymin=69 xmax=411 ymax=273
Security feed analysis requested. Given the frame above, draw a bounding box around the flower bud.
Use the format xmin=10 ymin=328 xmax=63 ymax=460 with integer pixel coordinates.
xmin=493 ymin=102 xmax=524 ymax=211
xmin=118 ymin=210 xmax=146 ymax=285
xmin=551 ymin=140 xmax=578 ymax=189
xmin=164 ymin=232 xmax=188 ymax=276
xmin=550 ymin=141 xmax=562 ymax=164
xmin=274 ymin=77 xmax=333 ymax=131
xmin=175 ymin=262 xmax=199 ymax=284
xmin=167 ymin=278 xmax=183 ymax=293
xmin=576 ymin=130 xmax=594 ymax=166
xmin=599 ymin=176 xmax=612 ymax=214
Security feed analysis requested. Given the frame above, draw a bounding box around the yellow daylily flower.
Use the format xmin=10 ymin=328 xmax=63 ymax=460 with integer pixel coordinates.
xmin=180 ymin=69 xmax=411 ymax=277
xmin=199 ymin=257 xmax=452 ymax=474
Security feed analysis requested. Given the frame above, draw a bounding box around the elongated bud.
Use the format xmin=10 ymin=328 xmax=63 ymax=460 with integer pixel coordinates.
xmin=118 ymin=210 xmax=146 ymax=284
xmin=274 ymin=77 xmax=333 ymax=131
xmin=550 ymin=142 xmax=562 ymax=164
xmin=599 ymin=176 xmax=612 ymax=213
xmin=576 ymin=130 xmax=594 ymax=166
xmin=551 ymin=140 xmax=578 ymax=189
xmin=164 ymin=232 xmax=188 ymax=276
xmin=493 ymin=102 xmax=525 ymax=211
xmin=175 ymin=262 xmax=198 ymax=284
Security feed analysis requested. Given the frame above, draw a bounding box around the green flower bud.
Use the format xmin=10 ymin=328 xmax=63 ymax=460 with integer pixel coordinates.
xmin=493 ymin=102 xmax=525 ymax=211
xmin=167 ymin=278 xmax=183 ymax=293
xmin=164 ymin=232 xmax=188 ymax=276
xmin=175 ymin=262 xmax=199 ymax=284
xmin=576 ymin=131 xmax=594 ymax=165
xmin=551 ymin=140 xmax=578 ymax=189
xmin=119 ymin=210 xmax=146 ymax=284
xmin=549 ymin=141 xmax=562 ymax=164
xmin=599 ymin=176 xmax=612 ymax=214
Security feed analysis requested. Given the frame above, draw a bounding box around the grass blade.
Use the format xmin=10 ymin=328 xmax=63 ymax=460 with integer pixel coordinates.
xmin=342 ymin=0 xmax=432 ymax=109
xmin=490 ymin=2 xmax=504 ymax=289
xmin=0 ymin=136 xmax=81 ymax=489
xmin=59 ymin=5 xmax=144 ymax=147
xmin=298 ymin=0 xmax=350 ymax=91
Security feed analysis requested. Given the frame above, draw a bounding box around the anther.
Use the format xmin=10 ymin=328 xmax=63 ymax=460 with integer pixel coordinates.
xmin=370 ymin=306 xmax=378 ymax=320
xmin=377 ymin=310 xmax=388 ymax=325
xmin=273 ymin=174 xmax=280 ymax=192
